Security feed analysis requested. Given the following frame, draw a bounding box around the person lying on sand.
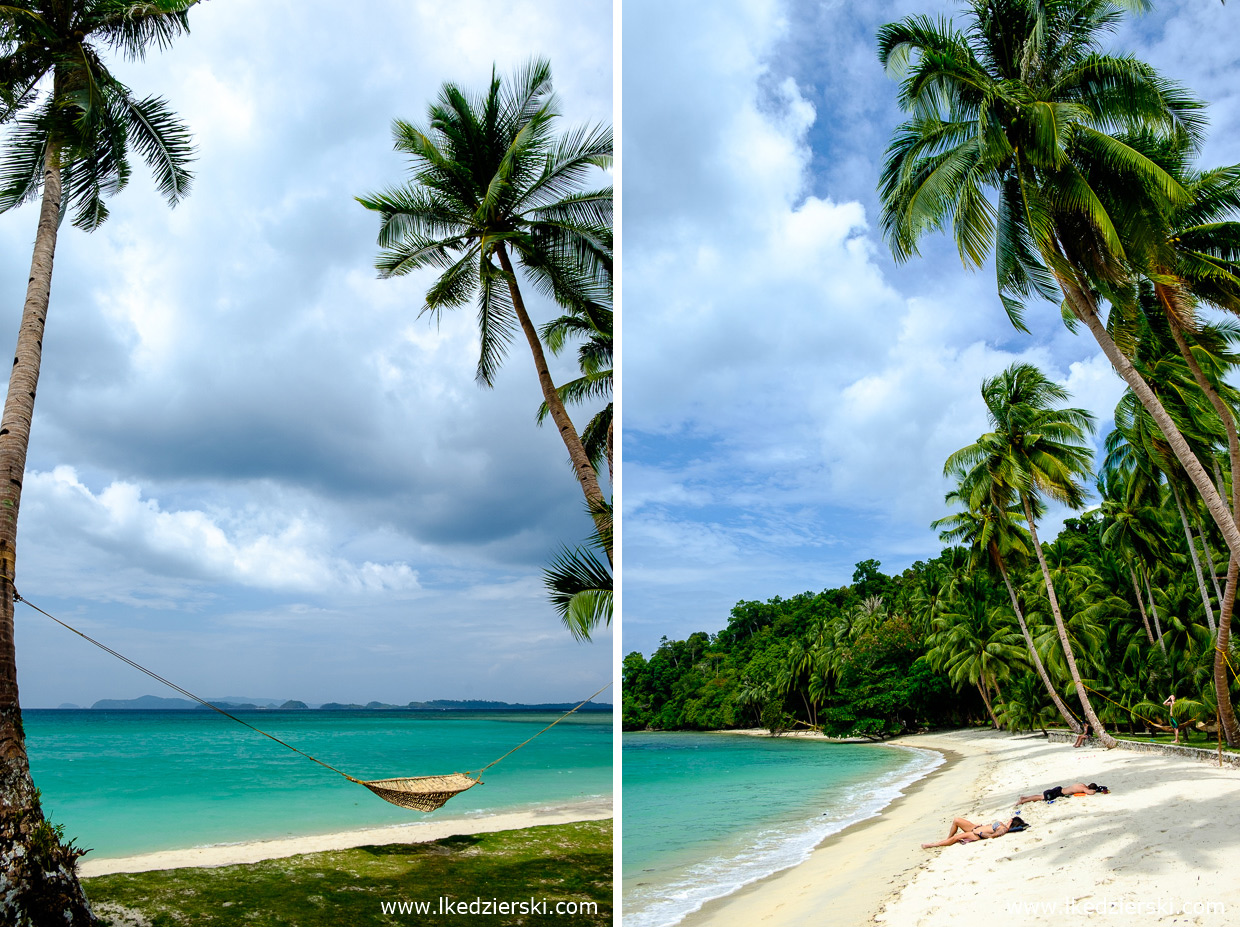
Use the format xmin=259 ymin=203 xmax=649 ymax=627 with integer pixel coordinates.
xmin=1017 ymin=782 xmax=1109 ymax=804
xmin=921 ymin=816 xmax=1028 ymax=849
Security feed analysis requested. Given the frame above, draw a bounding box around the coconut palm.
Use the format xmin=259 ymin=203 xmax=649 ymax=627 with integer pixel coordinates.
xmin=927 ymin=572 xmax=1027 ymax=728
xmin=359 ymin=59 xmax=613 ymax=560
xmin=1098 ymin=469 xmax=1166 ymax=645
xmin=0 ymin=3 xmax=196 ymax=920
xmin=877 ymin=0 xmax=1240 ymax=560
xmin=1128 ymin=156 xmax=1240 ymax=743
xmin=934 ymin=486 xmax=1082 ymax=731
xmin=946 ymin=363 xmax=1118 ymax=745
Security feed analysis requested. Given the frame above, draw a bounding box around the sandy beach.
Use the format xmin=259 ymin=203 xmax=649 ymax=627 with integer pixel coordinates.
xmin=78 ymin=798 xmax=612 ymax=877
xmin=681 ymin=729 xmax=1240 ymax=926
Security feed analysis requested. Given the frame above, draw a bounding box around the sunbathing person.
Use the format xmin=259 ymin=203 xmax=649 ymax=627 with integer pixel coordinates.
xmin=1017 ymin=782 xmax=1109 ymax=804
xmin=921 ymin=815 xmax=1028 ymax=849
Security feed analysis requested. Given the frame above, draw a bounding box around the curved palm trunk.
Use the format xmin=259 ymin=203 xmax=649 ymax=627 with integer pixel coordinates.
xmin=1170 ymin=481 xmax=1217 ymax=635
xmin=1021 ymin=493 xmax=1116 ymax=748
xmin=976 ymin=680 xmax=1001 ymax=730
xmin=997 ymin=559 xmax=1081 ymax=732
xmin=0 ymin=145 xmax=98 ymax=925
xmin=1143 ymin=568 xmax=1166 ymax=655
xmin=495 ymin=244 xmax=611 ymax=565
xmin=1216 ymin=557 xmax=1240 ymax=746
xmin=1197 ymin=514 xmax=1225 ymax=605
xmin=1063 ymin=282 xmax=1240 ymax=558
xmin=1128 ymin=563 xmax=1156 ymax=644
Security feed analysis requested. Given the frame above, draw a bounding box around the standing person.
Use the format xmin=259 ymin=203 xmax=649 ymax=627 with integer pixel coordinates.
xmin=1164 ymin=695 xmax=1182 ymax=745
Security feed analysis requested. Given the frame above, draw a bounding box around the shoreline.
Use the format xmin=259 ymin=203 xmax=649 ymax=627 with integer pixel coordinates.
xmin=624 ymin=732 xmax=945 ymax=927
xmin=676 ymin=736 xmax=969 ymax=927
xmin=79 ymin=797 xmax=612 ymax=877
xmin=676 ymin=728 xmax=1240 ymax=927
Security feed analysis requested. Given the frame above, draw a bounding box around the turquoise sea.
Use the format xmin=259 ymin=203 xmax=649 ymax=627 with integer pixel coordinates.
xmin=24 ymin=709 xmax=612 ymax=859
xmin=622 ymin=733 xmax=941 ymax=927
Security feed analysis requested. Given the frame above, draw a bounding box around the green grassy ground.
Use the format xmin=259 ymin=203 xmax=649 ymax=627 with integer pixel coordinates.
xmin=85 ymin=819 xmax=612 ymax=926
xmin=1116 ymin=731 xmax=1240 ymax=753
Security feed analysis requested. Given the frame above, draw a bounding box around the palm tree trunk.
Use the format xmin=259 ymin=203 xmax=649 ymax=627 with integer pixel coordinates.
xmin=1062 ymin=282 xmax=1240 ymax=558
xmin=1128 ymin=563 xmax=1156 ymax=644
xmin=1170 ymin=481 xmax=1217 ymax=635
xmin=0 ymin=144 xmax=99 ymax=925
xmin=1021 ymin=493 xmax=1116 ymax=748
xmin=976 ymin=680 xmax=1001 ymax=730
xmin=1215 ymin=556 xmax=1240 ymax=747
xmin=997 ymin=558 xmax=1081 ymax=732
xmin=495 ymin=244 xmax=611 ymax=564
xmin=1196 ymin=512 xmax=1225 ymax=605
xmin=1143 ymin=567 xmax=1166 ymax=654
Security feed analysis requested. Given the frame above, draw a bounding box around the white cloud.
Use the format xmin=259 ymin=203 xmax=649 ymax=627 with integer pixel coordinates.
xmin=24 ymin=467 xmax=419 ymax=597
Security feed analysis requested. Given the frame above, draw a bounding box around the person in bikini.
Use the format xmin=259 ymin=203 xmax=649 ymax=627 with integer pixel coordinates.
xmin=1017 ymin=782 xmax=1109 ymax=804
xmin=921 ymin=815 xmax=1028 ymax=849
xmin=1073 ymin=723 xmax=1091 ymax=748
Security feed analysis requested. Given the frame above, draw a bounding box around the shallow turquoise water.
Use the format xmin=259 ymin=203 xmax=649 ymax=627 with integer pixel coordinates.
xmin=25 ymin=710 xmax=611 ymax=858
xmin=622 ymin=732 xmax=940 ymax=927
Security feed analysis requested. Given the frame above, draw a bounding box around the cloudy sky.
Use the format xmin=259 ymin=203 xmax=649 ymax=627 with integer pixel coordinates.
xmin=622 ymin=0 xmax=1240 ymax=656
xmin=2 ymin=0 xmax=612 ymax=707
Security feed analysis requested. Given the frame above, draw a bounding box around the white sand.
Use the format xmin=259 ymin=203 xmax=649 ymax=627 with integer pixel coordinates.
xmin=681 ymin=729 xmax=1240 ymax=926
xmin=78 ymin=798 xmax=612 ymax=877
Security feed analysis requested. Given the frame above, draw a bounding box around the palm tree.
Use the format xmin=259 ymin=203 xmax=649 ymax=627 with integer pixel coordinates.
xmin=359 ymin=59 xmax=613 ymax=560
xmin=934 ymin=487 xmax=1082 ymax=731
xmin=1098 ymin=469 xmax=1165 ymax=645
xmin=946 ymin=363 xmax=1118 ymax=746
xmin=927 ymin=571 xmax=1027 ymax=728
xmin=877 ymin=0 xmax=1240 ymax=561
xmin=1129 ymin=155 xmax=1240 ymax=744
xmin=0 ymin=3 xmax=196 ymax=920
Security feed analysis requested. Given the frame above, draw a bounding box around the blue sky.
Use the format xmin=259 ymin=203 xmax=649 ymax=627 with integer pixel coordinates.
xmin=1 ymin=1 xmax=612 ymax=707
xmin=621 ymin=0 xmax=1240 ymax=657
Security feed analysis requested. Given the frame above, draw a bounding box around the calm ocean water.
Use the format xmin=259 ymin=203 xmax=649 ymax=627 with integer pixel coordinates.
xmin=24 ymin=709 xmax=612 ymax=859
xmin=622 ymin=732 xmax=941 ymax=927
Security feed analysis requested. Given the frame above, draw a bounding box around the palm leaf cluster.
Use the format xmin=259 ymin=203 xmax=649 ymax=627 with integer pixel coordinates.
xmin=358 ymin=58 xmax=611 ymax=387
xmin=0 ymin=0 xmax=195 ymax=229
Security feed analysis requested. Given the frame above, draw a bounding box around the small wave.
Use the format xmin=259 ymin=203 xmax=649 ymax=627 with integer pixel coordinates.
xmin=624 ymin=745 xmax=942 ymax=927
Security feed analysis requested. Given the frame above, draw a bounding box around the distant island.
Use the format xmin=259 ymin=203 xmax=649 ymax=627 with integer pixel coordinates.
xmin=75 ymin=695 xmax=611 ymax=711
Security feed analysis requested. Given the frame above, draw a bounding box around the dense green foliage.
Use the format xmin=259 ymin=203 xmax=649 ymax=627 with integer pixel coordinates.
xmin=625 ymin=491 xmax=1240 ymax=741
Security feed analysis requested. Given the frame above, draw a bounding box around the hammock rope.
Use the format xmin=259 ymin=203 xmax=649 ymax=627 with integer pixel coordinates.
xmin=14 ymin=589 xmax=610 ymax=812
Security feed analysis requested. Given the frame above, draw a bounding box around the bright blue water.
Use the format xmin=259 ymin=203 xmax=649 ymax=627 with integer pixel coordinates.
xmin=24 ymin=709 xmax=612 ymax=858
xmin=622 ymin=733 xmax=941 ymax=927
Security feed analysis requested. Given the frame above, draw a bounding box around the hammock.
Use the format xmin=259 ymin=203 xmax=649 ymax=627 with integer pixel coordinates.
xmin=16 ymin=591 xmax=609 ymax=813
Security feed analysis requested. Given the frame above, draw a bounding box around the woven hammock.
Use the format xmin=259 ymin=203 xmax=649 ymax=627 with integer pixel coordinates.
xmin=356 ymin=774 xmax=481 ymax=812
xmin=17 ymin=590 xmax=609 ymax=814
